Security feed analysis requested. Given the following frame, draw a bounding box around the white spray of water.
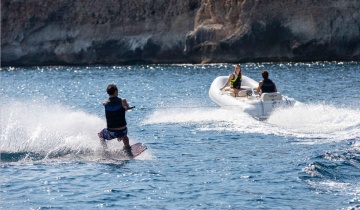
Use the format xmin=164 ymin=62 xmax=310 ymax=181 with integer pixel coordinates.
xmin=143 ymin=103 xmax=360 ymax=144
xmin=1 ymin=101 xmax=103 ymax=155
xmin=267 ymin=103 xmax=360 ymax=143
xmin=1 ymin=100 xmax=152 ymax=161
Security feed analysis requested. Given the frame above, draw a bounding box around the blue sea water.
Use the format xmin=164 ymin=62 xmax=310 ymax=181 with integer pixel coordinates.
xmin=1 ymin=62 xmax=360 ymax=209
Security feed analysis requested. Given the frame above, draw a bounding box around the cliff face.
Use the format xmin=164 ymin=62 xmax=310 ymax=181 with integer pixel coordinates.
xmin=2 ymin=0 xmax=359 ymax=66
xmin=187 ymin=0 xmax=360 ymax=63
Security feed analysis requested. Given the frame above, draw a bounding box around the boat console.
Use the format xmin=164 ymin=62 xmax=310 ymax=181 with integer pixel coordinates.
xmin=260 ymin=92 xmax=282 ymax=101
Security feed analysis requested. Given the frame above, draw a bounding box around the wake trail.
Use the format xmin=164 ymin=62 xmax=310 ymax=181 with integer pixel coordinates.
xmin=267 ymin=103 xmax=360 ymax=143
xmin=143 ymin=103 xmax=360 ymax=143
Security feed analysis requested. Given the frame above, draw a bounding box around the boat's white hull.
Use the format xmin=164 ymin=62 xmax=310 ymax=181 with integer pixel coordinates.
xmin=209 ymin=76 xmax=297 ymax=119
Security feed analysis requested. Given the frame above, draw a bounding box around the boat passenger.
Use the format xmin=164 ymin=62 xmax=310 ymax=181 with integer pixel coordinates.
xmin=220 ymin=64 xmax=243 ymax=96
xmin=257 ymin=70 xmax=277 ymax=94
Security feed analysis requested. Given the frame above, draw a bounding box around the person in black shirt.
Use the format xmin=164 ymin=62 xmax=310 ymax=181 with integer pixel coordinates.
xmin=98 ymin=84 xmax=132 ymax=155
xmin=257 ymin=70 xmax=277 ymax=93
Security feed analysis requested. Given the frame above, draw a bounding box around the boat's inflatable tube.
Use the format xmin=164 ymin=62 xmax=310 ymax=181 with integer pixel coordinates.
xmin=209 ymin=76 xmax=297 ymax=119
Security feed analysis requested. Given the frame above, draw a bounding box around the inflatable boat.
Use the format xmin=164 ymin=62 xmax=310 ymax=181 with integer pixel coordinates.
xmin=209 ymin=75 xmax=297 ymax=120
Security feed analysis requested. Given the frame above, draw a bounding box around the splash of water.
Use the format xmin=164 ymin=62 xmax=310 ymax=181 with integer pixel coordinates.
xmin=0 ymin=100 xmax=105 ymax=161
xmin=267 ymin=103 xmax=360 ymax=142
xmin=2 ymin=101 xmax=103 ymax=151
xmin=1 ymin=100 xmax=152 ymax=162
xmin=143 ymin=103 xmax=360 ymax=143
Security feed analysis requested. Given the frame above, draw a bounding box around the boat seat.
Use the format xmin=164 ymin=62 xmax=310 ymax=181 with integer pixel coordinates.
xmin=240 ymin=86 xmax=252 ymax=90
xmin=227 ymin=86 xmax=252 ymax=97
xmin=225 ymin=86 xmax=251 ymax=91
xmin=261 ymin=92 xmax=282 ymax=101
xmin=238 ymin=90 xmax=247 ymax=97
xmin=229 ymin=90 xmax=247 ymax=97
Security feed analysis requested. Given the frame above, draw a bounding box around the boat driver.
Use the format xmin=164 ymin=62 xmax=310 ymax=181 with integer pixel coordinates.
xmin=257 ymin=70 xmax=277 ymax=94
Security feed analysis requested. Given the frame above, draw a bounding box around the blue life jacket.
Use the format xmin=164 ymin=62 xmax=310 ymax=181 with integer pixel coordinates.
xmin=104 ymin=97 xmax=127 ymax=128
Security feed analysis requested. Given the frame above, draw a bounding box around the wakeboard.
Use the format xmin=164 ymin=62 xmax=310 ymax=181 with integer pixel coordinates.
xmin=129 ymin=142 xmax=147 ymax=158
xmin=104 ymin=143 xmax=147 ymax=159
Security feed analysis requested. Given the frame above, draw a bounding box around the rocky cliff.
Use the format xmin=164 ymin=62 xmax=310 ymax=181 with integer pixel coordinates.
xmin=2 ymin=0 xmax=360 ymax=66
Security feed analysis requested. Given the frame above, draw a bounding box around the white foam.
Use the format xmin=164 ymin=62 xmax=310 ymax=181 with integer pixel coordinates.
xmin=1 ymin=100 xmax=153 ymax=161
xmin=267 ymin=103 xmax=360 ymax=143
xmin=143 ymin=103 xmax=360 ymax=144
xmin=143 ymin=108 xmax=239 ymax=125
xmin=1 ymin=101 xmax=103 ymax=154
